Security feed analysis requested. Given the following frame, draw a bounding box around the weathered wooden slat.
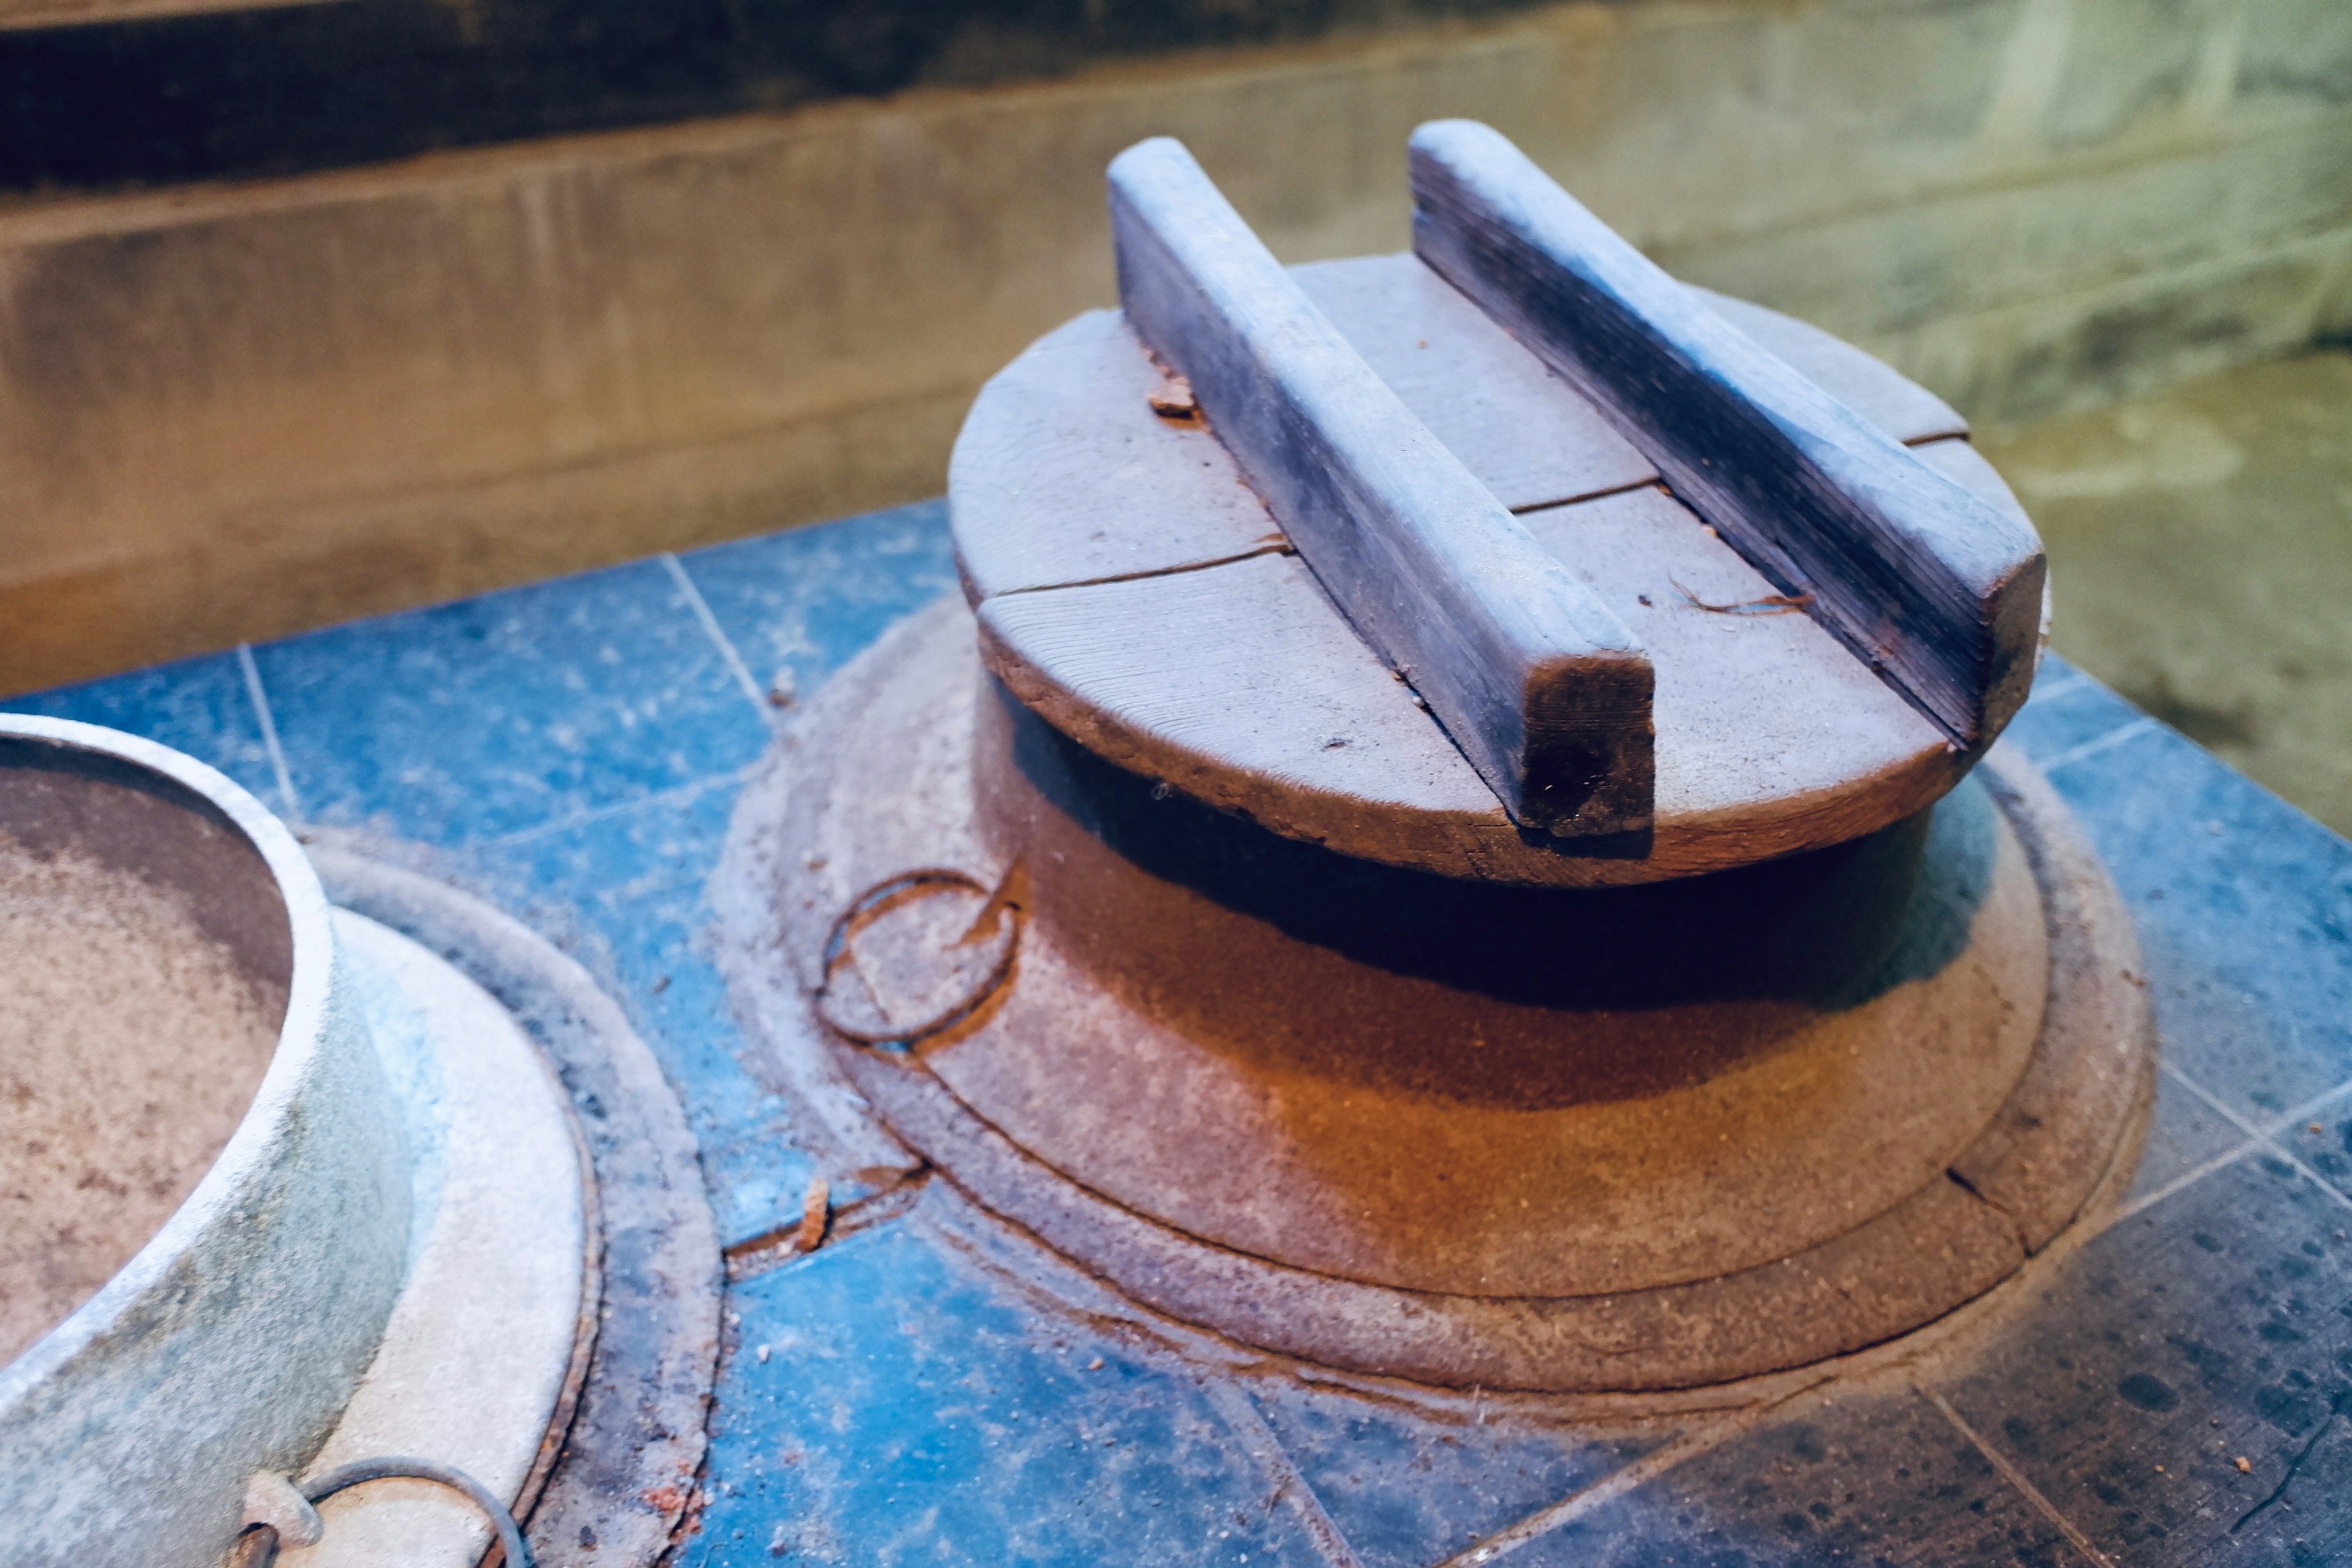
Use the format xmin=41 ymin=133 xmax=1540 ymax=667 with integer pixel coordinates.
xmin=1408 ymin=119 xmax=2043 ymax=750
xmin=1107 ymin=136 xmax=1654 ymax=837
xmin=952 ymin=260 xmax=1973 ymax=603
xmin=1687 ymin=286 xmax=1968 ymax=448
xmin=949 ymin=309 xmax=1288 ymax=603
xmin=1290 ymin=256 xmax=1656 ymax=513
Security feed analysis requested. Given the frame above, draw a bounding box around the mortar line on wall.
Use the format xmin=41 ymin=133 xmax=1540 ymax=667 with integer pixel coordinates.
xmin=1198 ymin=1379 xmax=1368 ymax=1568
xmin=2038 ymin=717 xmax=2160 ymax=775
xmin=236 ymin=642 xmax=304 ymax=824
xmin=1916 ymin=1382 xmax=2116 ymax=1568
xmin=663 ymin=552 xmax=774 ymax=723
xmin=2163 ymin=1063 xmax=2352 ymax=1215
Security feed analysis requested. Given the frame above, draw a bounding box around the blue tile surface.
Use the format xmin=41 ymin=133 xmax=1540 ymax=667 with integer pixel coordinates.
xmin=2002 ymin=658 xmax=2149 ymax=774
xmin=1521 ymin=1389 xmax=2091 ymax=1568
xmin=1 ymin=647 xmax=282 ymax=805
xmin=1243 ymin=1381 xmax=1662 ymax=1568
xmin=17 ymin=507 xmax=2352 ymax=1568
xmin=700 ymin=1205 xmax=1331 ymax=1568
xmin=1933 ymin=1157 xmax=2352 ymax=1566
xmin=677 ymin=501 xmax=959 ymax=712
xmin=464 ymin=775 xmax=813 ymax=1241
xmin=2044 ymin=722 xmax=2352 ymax=1123
xmin=2289 ymin=1089 xmax=2352 ymax=1207
xmin=2127 ymin=1068 xmax=2255 ymax=1208
xmin=252 ymin=557 xmax=771 ymax=845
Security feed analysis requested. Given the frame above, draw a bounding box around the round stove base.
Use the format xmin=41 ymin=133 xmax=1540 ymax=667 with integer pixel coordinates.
xmin=311 ymin=850 xmax=723 ymax=1568
xmin=0 ymin=718 xmax=664 ymax=1568
xmin=280 ymin=907 xmax=593 ymax=1568
xmin=718 ymin=600 xmax=2155 ymax=1395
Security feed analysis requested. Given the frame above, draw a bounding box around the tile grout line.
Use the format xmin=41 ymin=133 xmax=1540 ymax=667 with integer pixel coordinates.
xmin=663 ymin=552 xmax=774 ymax=722
xmin=2037 ymin=715 xmax=2159 ymax=775
xmin=2260 ymin=1077 xmax=2352 ymax=1145
xmin=235 ymin=643 xmax=304 ymax=824
xmin=1430 ymin=1384 xmax=1826 ymax=1568
xmin=2163 ymin=1063 xmax=2352 ymax=1213
xmin=2106 ymin=1134 xmax=2266 ymax=1228
xmin=1915 ymin=1382 xmax=2116 ymax=1568
xmin=478 ymin=763 xmax=761 ymax=851
xmin=1199 ymin=1379 xmax=1369 ymax=1568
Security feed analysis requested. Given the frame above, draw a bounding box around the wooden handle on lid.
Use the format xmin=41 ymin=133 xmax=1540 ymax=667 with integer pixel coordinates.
xmin=1107 ymin=136 xmax=1656 ymax=839
xmin=1408 ymin=119 xmax=2044 ymax=751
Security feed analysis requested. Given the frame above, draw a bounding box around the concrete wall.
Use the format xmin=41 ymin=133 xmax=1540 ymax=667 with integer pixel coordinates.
xmin=4 ymin=0 xmax=2349 ymax=693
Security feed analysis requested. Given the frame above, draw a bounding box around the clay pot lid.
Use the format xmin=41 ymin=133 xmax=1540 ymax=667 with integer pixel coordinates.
xmin=949 ymin=129 xmax=2044 ymax=886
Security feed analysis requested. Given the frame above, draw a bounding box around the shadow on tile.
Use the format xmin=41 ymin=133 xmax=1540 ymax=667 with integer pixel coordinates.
xmin=1934 ymin=1157 xmax=2352 ymax=1566
xmin=1515 ymin=1385 xmax=2089 ymax=1568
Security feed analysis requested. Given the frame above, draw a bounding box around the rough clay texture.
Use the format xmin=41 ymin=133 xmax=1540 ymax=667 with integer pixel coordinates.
xmin=0 ymin=937 xmax=409 ymax=1568
xmin=311 ymin=845 xmax=724 ymax=1568
xmin=0 ymin=842 xmax=283 ymax=1366
xmin=813 ymin=609 xmax=2049 ymax=1295
xmin=713 ymin=597 xmax=2152 ymax=1392
xmin=279 ymin=911 xmax=589 ymax=1568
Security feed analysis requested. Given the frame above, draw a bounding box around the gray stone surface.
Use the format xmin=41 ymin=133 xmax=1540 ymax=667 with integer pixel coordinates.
xmin=4 ymin=0 xmax=2348 ymax=694
xmin=1980 ymin=349 xmax=2352 ymax=836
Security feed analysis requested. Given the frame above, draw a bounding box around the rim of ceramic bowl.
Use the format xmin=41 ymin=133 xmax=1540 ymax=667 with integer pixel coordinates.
xmin=0 ymin=713 xmax=337 ymax=1394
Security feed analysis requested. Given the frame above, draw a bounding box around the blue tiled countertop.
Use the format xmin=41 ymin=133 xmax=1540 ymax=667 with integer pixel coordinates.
xmin=15 ymin=503 xmax=2352 ymax=1567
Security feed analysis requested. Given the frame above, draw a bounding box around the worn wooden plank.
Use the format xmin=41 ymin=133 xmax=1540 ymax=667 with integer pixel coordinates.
xmin=949 ymin=309 xmax=1286 ymax=603
xmin=1290 ymin=256 xmax=1655 ymax=513
xmin=976 ymin=552 xmax=1523 ymax=866
xmin=974 ymin=493 xmax=1962 ymax=885
xmin=1518 ymin=484 xmax=1955 ymax=857
xmin=1107 ymin=135 xmax=1653 ymax=838
xmin=1409 ymin=119 xmax=2043 ymax=751
xmin=1294 ymin=261 xmax=1966 ymax=518
xmin=1690 ymin=285 xmax=1967 ymax=447
xmin=952 ymin=261 xmax=1975 ymax=601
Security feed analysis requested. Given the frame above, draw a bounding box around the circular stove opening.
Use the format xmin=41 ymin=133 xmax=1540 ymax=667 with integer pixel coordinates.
xmin=0 ymin=737 xmax=292 ymax=1365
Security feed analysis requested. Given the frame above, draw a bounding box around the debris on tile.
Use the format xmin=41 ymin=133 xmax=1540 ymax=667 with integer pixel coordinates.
xmin=797 ymin=1176 xmax=831 ymax=1254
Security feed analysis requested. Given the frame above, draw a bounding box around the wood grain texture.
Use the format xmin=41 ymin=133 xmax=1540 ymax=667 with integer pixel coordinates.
xmin=1691 ymin=285 xmax=1967 ymax=448
xmin=978 ymin=552 xmax=1536 ymax=872
xmin=948 ymin=309 xmax=1287 ymax=603
xmin=1289 ymin=256 xmax=1654 ymax=513
xmin=1292 ymin=261 xmax=1967 ymax=517
xmin=1108 ymin=136 xmax=1653 ymax=837
xmin=1409 ymin=119 xmax=2042 ymax=752
xmin=950 ymin=258 xmax=1970 ymax=603
xmin=949 ymin=265 xmax=2037 ymax=878
xmin=976 ymin=511 xmax=1969 ymax=883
